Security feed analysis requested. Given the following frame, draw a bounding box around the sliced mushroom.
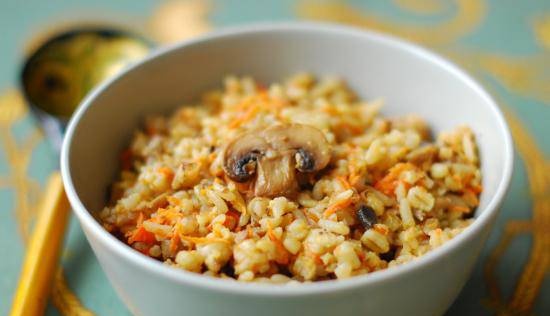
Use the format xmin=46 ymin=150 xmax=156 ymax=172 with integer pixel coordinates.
xmin=223 ymin=132 xmax=268 ymax=182
xmin=255 ymin=154 xmax=298 ymax=197
xmin=223 ymin=123 xmax=331 ymax=197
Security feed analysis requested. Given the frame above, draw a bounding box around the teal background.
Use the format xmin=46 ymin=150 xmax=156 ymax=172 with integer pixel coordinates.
xmin=0 ymin=1 xmax=548 ymax=315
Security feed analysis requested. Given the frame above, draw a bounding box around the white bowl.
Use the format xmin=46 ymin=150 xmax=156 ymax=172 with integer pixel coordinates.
xmin=61 ymin=22 xmax=513 ymax=316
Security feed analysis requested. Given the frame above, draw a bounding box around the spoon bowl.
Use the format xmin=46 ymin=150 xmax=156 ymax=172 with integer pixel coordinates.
xmin=21 ymin=27 xmax=152 ymax=151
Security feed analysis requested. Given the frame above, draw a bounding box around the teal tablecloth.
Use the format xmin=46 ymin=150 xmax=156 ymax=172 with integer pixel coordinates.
xmin=1 ymin=1 xmax=548 ymax=315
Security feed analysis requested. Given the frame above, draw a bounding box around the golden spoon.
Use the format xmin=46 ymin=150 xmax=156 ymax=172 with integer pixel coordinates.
xmin=10 ymin=27 xmax=151 ymax=316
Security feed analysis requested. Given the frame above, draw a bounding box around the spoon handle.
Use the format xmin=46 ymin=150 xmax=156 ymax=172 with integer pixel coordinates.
xmin=10 ymin=172 xmax=70 ymax=316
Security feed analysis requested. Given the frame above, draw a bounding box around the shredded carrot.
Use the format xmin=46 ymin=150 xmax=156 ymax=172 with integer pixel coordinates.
xmin=468 ymin=184 xmax=483 ymax=194
xmin=349 ymin=174 xmax=362 ymax=188
xmin=357 ymin=250 xmax=365 ymax=262
xmin=169 ymin=233 xmax=180 ymax=254
xmin=232 ymin=95 xmax=254 ymax=112
xmin=158 ymin=167 xmax=174 ymax=183
xmin=452 ymin=174 xmax=462 ymax=185
xmin=229 ymin=104 xmax=260 ymax=128
xmin=373 ymin=224 xmax=389 ymax=235
xmin=166 ymin=196 xmax=181 ymax=206
xmin=450 ymin=205 xmax=471 ymax=213
xmin=338 ymin=122 xmax=363 ymax=135
xmin=208 ymin=152 xmax=217 ymax=163
xmin=337 ymin=176 xmax=351 ymax=190
xmin=321 ymin=106 xmax=339 ymax=115
xmin=463 ymin=189 xmax=480 ymax=206
xmin=323 ymin=198 xmax=353 ymax=218
xmin=303 ymin=209 xmax=319 ymax=222
xmin=247 ymin=226 xmax=254 ymax=238
xmin=102 ymin=223 xmax=114 ymax=233
xmin=311 ymin=252 xmax=323 ymax=265
xmin=347 ymin=163 xmax=363 ymax=188
xmin=151 ymin=207 xmax=183 ymax=225
xmin=128 ymin=226 xmax=156 ymax=244
xmin=271 ymin=97 xmax=288 ymax=109
xmin=179 ymin=235 xmax=231 ymax=245
xmin=224 ymin=210 xmax=240 ymax=229
xmin=267 ymin=224 xmax=290 ymax=265
xmin=374 ymin=162 xmax=416 ymax=196
xmin=257 ymin=90 xmax=269 ymax=98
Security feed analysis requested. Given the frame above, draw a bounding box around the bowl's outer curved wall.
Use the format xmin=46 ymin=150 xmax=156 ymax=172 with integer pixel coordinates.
xmin=82 ymin=217 xmax=495 ymax=316
xmin=64 ymin=25 xmax=511 ymax=316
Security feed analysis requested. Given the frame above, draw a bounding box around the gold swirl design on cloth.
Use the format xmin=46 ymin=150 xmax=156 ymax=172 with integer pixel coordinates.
xmin=300 ymin=0 xmax=549 ymax=103
xmin=297 ymin=0 xmax=550 ymax=314
xmin=0 ymin=91 xmax=94 ymax=315
xmin=483 ymin=111 xmax=550 ymax=316
xmin=297 ymin=0 xmax=486 ymax=45
xmin=533 ymin=13 xmax=550 ymax=50
xmin=392 ymin=0 xmax=446 ymax=15
xmin=439 ymin=48 xmax=550 ymax=105
xmin=448 ymin=14 xmax=550 ymax=104
xmin=51 ymin=269 xmax=94 ymax=316
xmin=475 ymin=54 xmax=549 ymax=104
xmin=0 ymin=90 xmax=42 ymax=243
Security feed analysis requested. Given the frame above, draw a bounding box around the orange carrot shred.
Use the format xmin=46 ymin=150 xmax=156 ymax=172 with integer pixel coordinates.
xmin=323 ymin=198 xmax=353 ymax=218
xmin=374 ymin=163 xmax=415 ymax=196
xmin=303 ymin=209 xmax=319 ymax=223
xmin=450 ymin=205 xmax=471 ymax=213
xmin=267 ymin=224 xmax=290 ymax=265
xmin=179 ymin=235 xmax=230 ymax=244
xmin=357 ymin=251 xmax=365 ymax=262
xmin=311 ymin=253 xmax=323 ymax=265
xmin=374 ymin=224 xmax=389 ymax=235
xmin=224 ymin=210 xmax=240 ymax=229
xmin=169 ymin=234 xmax=180 ymax=254
xmin=469 ymin=184 xmax=483 ymax=194
xmin=229 ymin=103 xmax=260 ymax=129
xmin=158 ymin=167 xmax=174 ymax=182
xmin=128 ymin=226 xmax=156 ymax=245
xmin=337 ymin=176 xmax=351 ymax=190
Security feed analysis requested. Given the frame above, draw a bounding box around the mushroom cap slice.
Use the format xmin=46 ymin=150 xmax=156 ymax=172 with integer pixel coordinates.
xmin=223 ymin=133 xmax=268 ymax=182
xmin=261 ymin=124 xmax=331 ymax=173
xmin=222 ymin=123 xmax=331 ymax=197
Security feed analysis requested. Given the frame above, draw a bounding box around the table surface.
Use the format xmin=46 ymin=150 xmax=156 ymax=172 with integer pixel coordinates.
xmin=1 ymin=1 xmax=549 ymax=315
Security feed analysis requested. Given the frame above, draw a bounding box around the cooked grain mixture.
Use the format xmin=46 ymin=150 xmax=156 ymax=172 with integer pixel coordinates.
xmin=99 ymin=74 xmax=481 ymax=283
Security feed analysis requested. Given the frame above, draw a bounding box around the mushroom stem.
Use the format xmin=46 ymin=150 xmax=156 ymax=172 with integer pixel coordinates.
xmin=255 ymin=154 xmax=297 ymax=197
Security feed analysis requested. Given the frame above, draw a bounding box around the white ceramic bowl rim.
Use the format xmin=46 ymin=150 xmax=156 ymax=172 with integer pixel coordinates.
xmin=61 ymin=22 xmax=514 ymax=297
